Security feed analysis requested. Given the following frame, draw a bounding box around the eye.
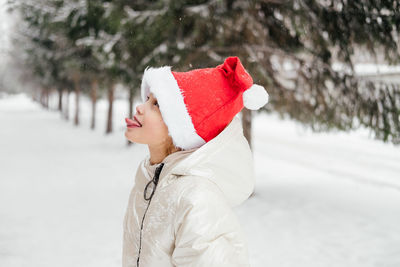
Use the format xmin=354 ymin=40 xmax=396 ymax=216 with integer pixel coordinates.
xmin=147 ymin=95 xmax=158 ymax=107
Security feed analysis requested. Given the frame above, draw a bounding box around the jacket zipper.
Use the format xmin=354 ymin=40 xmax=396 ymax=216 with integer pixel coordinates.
xmin=137 ymin=163 xmax=165 ymax=267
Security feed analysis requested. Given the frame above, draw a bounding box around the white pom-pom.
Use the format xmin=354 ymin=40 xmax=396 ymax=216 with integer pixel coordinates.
xmin=243 ymin=84 xmax=269 ymax=110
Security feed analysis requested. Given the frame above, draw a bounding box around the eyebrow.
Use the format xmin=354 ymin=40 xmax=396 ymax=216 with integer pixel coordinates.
xmin=147 ymin=95 xmax=158 ymax=102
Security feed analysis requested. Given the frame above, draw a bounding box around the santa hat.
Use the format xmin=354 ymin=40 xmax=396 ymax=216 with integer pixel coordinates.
xmin=140 ymin=56 xmax=269 ymax=150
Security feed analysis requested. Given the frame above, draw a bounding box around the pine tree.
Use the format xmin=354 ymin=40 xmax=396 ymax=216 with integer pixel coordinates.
xmin=8 ymin=0 xmax=400 ymax=145
xmin=120 ymin=0 xmax=400 ymax=145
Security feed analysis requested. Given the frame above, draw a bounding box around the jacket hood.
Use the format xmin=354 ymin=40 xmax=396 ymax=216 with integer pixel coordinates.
xmin=169 ymin=115 xmax=255 ymax=207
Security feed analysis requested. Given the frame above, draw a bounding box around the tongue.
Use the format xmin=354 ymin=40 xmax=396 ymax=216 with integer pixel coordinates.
xmin=125 ymin=118 xmax=140 ymax=127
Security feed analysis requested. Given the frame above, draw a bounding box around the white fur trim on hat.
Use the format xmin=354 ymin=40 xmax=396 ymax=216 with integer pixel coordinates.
xmin=140 ymin=66 xmax=206 ymax=150
xmin=243 ymin=84 xmax=269 ymax=110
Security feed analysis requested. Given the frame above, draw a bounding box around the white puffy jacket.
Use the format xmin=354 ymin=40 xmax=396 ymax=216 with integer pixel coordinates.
xmin=122 ymin=115 xmax=255 ymax=267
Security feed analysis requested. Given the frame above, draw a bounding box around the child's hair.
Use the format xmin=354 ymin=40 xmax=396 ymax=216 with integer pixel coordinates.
xmin=166 ymin=143 xmax=181 ymax=155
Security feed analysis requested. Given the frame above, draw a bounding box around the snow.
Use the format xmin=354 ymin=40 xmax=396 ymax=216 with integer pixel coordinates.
xmin=333 ymin=62 xmax=400 ymax=76
xmin=0 ymin=92 xmax=399 ymax=267
xmin=272 ymin=56 xmax=400 ymax=77
xmin=123 ymin=6 xmax=168 ymax=24
xmin=185 ymin=4 xmax=210 ymax=17
xmin=245 ymin=112 xmax=400 ymax=266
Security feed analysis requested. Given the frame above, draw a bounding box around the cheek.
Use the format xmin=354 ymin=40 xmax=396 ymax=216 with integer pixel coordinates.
xmin=143 ymin=115 xmax=170 ymax=141
xmin=149 ymin=117 xmax=169 ymax=137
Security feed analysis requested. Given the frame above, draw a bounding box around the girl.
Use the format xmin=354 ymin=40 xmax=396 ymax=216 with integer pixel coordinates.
xmin=123 ymin=56 xmax=269 ymax=267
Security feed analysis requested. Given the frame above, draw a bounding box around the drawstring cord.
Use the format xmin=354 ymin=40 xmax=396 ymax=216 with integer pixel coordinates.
xmin=143 ymin=163 xmax=164 ymax=201
xmin=137 ymin=162 xmax=165 ymax=267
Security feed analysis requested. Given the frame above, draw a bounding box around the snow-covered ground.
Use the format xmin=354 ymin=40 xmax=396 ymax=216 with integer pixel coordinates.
xmin=0 ymin=92 xmax=399 ymax=267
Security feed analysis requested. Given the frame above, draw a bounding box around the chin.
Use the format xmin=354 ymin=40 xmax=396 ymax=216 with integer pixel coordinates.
xmin=124 ymin=132 xmax=134 ymax=142
xmin=124 ymin=134 xmax=143 ymax=144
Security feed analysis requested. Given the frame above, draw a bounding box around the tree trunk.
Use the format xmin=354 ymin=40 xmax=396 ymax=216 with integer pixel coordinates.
xmin=40 ymin=88 xmax=45 ymax=107
xmin=58 ymin=88 xmax=63 ymax=111
xmin=106 ymin=83 xmax=115 ymax=134
xmin=90 ymin=79 xmax=98 ymax=130
xmin=44 ymin=88 xmax=49 ymax=109
xmin=74 ymin=77 xmax=80 ymax=126
xmin=242 ymin=107 xmax=255 ymax=197
xmin=242 ymin=107 xmax=253 ymax=150
xmin=64 ymin=89 xmax=70 ymax=120
xmin=127 ymin=86 xmax=135 ymax=146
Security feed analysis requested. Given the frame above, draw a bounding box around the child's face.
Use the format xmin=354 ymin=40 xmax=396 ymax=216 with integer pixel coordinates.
xmin=124 ymin=93 xmax=171 ymax=147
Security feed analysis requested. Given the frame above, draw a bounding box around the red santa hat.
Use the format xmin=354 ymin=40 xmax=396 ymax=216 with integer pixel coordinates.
xmin=140 ymin=56 xmax=269 ymax=150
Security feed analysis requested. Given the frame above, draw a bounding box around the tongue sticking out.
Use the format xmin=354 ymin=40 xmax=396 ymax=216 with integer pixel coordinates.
xmin=125 ymin=118 xmax=141 ymax=127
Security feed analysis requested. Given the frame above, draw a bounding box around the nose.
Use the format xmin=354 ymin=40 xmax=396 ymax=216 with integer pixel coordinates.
xmin=136 ymin=103 xmax=143 ymax=115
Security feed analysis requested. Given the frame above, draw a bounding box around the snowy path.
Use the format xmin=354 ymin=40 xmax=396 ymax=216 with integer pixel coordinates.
xmin=240 ymin=114 xmax=400 ymax=266
xmin=1 ymin=93 xmax=399 ymax=267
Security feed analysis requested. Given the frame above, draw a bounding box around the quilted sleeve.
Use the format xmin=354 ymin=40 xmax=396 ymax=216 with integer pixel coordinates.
xmin=171 ymin=177 xmax=250 ymax=267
